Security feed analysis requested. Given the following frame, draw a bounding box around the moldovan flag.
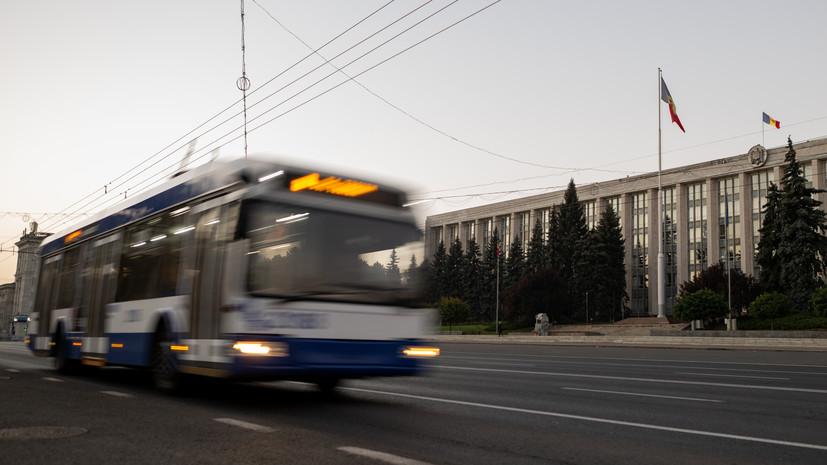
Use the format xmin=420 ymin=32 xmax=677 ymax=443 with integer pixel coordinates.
xmin=763 ymin=112 xmax=781 ymax=129
xmin=660 ymin=78 xmax=685 ymax=132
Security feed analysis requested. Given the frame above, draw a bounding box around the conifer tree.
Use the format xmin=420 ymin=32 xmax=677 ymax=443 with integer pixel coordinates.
xmin=385 ymin=248 xmax=401 ymax=285
xmin=590 ymin=204 xmax=627 ymax=321
xmin=546 ymin=207 xmax=562 ymax=272
xmin=505 ymin=235 xmax=525 ymax=292
xmin=526 ymin=217 xmax=547 ymax=274
xmin=757 ymin=137 xmax=827 ymax=310
xmin=463 ymin=237 xmax=483 ymax=319
xmin=425 ymin=241 xmax=447 ymax=303
xmin=445 ymin=238 xmax=465 ymax=299
xmin=480 ymin=228 xmax=504 ymax=321
xmin=558 ymin=180 xmax=589 ymax=318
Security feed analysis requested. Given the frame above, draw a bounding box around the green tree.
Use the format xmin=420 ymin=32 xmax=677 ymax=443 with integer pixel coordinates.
xmin=558 ymin=180 xmax=589 ymax=319
xmin=587 ymin=203 xmax=627 ymax=322
xmin=505 ymin=235 xmax=525 ymax=292
xmin=463 ymin=238 xmax=483 ymax=319
xmin=480 ymin=228 xmax=504 ymax=321
xmin=425 ymin=241 xmax=447 ymax=303
xmin=503 ymin=268 xmax=568 ymax=326
xmin=526 ymin=217 xmax=547 ymax=274
xmin=748 ymin=292 xmax=793 ymax=330
xmin=445 ymin=238 xmax=466 ymax=299
xmin=756 ymin=137 xmax=827 ymax=311
xmin=673 ymin=288 xmax=729 ymax=322
xmin=546 ymin=207 xmax=562 ymax=272
xmin=436 ymin=297 xmax=470 ymax=332
xmin=811 ymin=287 xmax=827 ymax=318
xmin=678 ymin=262 xmax=758 ymax=316
xmin=385 ymin=248 xmax=401 ymax=285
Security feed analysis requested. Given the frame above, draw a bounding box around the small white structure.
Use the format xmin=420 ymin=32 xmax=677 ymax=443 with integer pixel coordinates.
xmin=534 ymin=313 xmax=550 ymax=336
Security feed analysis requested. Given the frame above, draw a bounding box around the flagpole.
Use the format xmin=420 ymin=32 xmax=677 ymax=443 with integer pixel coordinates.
xmin=657 ymin=68 xmax=666 ymax=318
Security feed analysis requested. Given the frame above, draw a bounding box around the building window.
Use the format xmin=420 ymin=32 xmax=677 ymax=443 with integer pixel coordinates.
xmin=751 ymin=170 xmax=774 ymax=278
xmin=448 ymin=224 xmax=458 ymax=245
xmin=536 ymin=208 xmax=549 ymax=242
xmin=631 ymin=192 xmax=648 ymax=316
xmin=584 ymin=200 xmax=597 ymax=230
xmin=661 ymin=187 xmax=677 ymax=311
xmin=431 ymin=227 xmax=443 ymax=252
xmin=718 ymin=177 xmax=741 ymax=272
xmin=519 ymin=212 xmax=531 ymax=253
xmin=497 ymin=216 xmax=511 ymax=255
xmin=481 ymin=219 xmax=492 ymax=250
xmin=463 ymin=221 xmax=476 ymax=246
xmin=607 ymin=197 xmax=623 ymax=233
xmin=686 ymin=182 xmax=707 ymax=280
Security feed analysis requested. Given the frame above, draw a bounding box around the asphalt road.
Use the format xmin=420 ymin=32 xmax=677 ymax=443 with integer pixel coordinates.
xmin=2 ymin=342 xmax=826 ymax=464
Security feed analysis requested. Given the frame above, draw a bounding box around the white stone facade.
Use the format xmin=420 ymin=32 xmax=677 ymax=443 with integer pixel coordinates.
xmin=424 ymin=139 xmax=827 ymax=317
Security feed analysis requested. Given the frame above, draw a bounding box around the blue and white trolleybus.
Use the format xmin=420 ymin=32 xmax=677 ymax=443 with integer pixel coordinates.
xmin=28 ymin=158 xmax=438 ymax=391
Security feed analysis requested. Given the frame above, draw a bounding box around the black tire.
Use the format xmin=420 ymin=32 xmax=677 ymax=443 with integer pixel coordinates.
xmin=151 ymin=329 xmax=182 ymax=394
xmin=315 ymin=377 xmax=340 ymax=394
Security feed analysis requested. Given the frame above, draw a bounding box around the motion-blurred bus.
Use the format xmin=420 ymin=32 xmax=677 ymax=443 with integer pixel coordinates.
xmin=28 ymin=158 xmax=438 ymax=392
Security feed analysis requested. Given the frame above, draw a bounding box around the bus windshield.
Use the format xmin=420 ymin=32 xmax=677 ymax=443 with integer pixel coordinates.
xmin=242 ymin=201 xmax=421 ymax=303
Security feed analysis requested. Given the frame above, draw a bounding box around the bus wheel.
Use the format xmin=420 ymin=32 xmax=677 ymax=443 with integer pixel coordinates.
xmin=151 ymin=331 xmax=181 ymax=393
xmin=315 ymin=377 xmax=340 ymax=393
xmin=54 ymin=329 xmax=77 ymax=375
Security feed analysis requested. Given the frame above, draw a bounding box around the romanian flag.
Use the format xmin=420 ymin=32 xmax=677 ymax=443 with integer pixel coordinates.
xmin=763 ymin=112 xmax=780 ymax=129
xmin=660 ymin=78 xmax=685 ymax=132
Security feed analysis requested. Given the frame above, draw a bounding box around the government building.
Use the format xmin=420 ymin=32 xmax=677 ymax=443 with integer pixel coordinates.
xmin=423 ymin=138 xmax=827 ymax=317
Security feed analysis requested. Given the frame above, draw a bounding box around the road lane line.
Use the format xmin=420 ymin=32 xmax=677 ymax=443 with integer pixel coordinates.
xmin=433 ymin=365 xmax=827 ymax=394
xmin=444 ymin=355 xmax=827 ymax=376
xmin=214 ymin=418 xmax=276 ymax=433
xmin=6 ymin=369 xmax=20 ymax=373
xmin=676 ymin=372 xmax=789 ymax=380
xmin=342 ymin=387 xmax=827 ymax=452
xmin=42 ymin=377 xmax=63 ymax=382
xmin=101 ymin=391 xmax=133 ymax=398
xmin=337 ymin=446 xmax=433 ymax=465
xmin=562 ymin=387 xmax=723 ymax=403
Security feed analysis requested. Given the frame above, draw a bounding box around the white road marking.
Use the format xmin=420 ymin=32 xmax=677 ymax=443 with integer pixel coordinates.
xmin=343 ymin=387 xmax=827 ymax=451
xmin=42 ymin=377 xmax=63 ymax=382
xmin=676 ymin=372 xmax=789 ymax=380
xmin=101 ymin=391 xmax=133 ymax=398
xmin=444 ymin=354 xmax=827 ymax=376
xmin=337 ymin=446 xmax=433 ymax=465
xmin=6 ymin=369 xmax=21 ymax=373
xmin=468 ymin=361 xmax=535 ymax=367
xmin=433 ymin=365 xmax=827 ymax=394
xmin=562 ymin=387 xmax=723 ymax=403
xmin=214 ymin=418 xmax=276 ymax=433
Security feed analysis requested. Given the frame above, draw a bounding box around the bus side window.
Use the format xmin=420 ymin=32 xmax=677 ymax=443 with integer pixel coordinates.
xmin=56 ymin=247 xmax=81 ymax=310
xmin=33 ymin=255 xmax=61 ymax=337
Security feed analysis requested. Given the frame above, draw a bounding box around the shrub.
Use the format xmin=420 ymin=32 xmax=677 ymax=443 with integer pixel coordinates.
xmin=748 ymin=292 xmax=792 ymax=330
xmin=673 ymin=288 xmax=729 ymax=322
xmin=811 ymin=287 xmax=827 ymax=317
xmin=436 ymin=297 xmax=470 ymax=331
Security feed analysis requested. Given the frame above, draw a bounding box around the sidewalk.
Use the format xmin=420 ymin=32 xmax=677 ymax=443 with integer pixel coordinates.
xmin=428 ymin=320 xmax=827 ymax=352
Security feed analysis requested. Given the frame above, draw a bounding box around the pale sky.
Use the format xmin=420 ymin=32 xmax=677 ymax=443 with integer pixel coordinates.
xmin=2 ymin=0 xmax=827 ymax=283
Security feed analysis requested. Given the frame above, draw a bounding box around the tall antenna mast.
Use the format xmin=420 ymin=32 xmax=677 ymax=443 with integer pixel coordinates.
xmin=237 ymin=0 xmax=251 ymax=158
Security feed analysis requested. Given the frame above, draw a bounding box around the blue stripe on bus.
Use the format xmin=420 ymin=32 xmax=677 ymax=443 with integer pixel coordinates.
xmin=107 ymin=333 xmax=155 ymax=366
xmin=227 ymin=338 xmax=424 ymax=379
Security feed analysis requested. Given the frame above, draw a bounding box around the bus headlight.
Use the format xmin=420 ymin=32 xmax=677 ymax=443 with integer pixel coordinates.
xmin=231 ymin=341 xmax=289 ymax=357
xmin=402 ymin=346 xmax=440 ymax=358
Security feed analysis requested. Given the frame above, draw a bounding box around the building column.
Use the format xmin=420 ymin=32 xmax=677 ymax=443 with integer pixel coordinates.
xmin=647 ymin=188 xmax=660 ymax=316
xmin=676 ymin=183 xmax=689 ymax=292
xmin=622 ymin=193 xmax=634 ymax=318
xmin=739 ymin=172 xmax=752 ymax=274
xmin=707 ymin=178 xmax=720 ymax=268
